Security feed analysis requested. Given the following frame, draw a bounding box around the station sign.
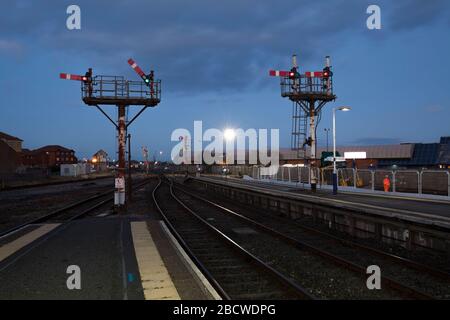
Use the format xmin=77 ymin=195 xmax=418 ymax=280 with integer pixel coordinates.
xmin=115 ymin=177 xmax=125 ymax=190
xmin=324 ymin=156 xmax=346 ymax=162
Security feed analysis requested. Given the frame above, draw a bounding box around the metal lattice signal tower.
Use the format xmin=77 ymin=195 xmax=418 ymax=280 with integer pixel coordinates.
xmin=61 ymin=59 xmax=161 ymax=211
xmin=270 ymin=54 xmax=336 ymax=192
xmin=291 ymin=101 xmax=308 ymax=158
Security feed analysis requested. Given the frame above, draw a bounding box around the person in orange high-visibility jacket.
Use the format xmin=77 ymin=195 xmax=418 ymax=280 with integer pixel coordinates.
xmin=383 ymin=175 xmax=391 ymax=192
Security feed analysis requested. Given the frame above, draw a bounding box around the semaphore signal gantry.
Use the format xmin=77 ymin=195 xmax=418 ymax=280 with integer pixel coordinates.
xmin=60 ymin=58 xmax=161 ymax=211
xmin=270 ymin=54 xmax=336 ymax=192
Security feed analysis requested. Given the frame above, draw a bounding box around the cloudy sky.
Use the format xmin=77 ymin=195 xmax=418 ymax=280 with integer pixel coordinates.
xmin=0 ymin=0 xmax=449 ymax=160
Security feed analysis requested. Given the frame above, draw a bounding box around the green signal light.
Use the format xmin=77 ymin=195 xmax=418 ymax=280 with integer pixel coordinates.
xmin=144 ymin=78 xmax=150 ymax=83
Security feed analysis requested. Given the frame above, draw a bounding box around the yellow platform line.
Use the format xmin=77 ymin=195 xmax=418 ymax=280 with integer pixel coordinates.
xmin=0 ymin=224 xmax=60 ymax=262
xmin=131 ymin=221 xmax=180 ymax=300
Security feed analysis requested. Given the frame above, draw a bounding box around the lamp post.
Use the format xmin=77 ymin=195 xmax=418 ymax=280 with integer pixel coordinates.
xmin=224 ymin=128 xmax=236 ymax=176
xmin=324 ymin=128 xmax=330 ymax=152
xmin=128 ymin=134 xmax=132 ymax=202
xmin=332 ymin=106 xmax=351 ymax=195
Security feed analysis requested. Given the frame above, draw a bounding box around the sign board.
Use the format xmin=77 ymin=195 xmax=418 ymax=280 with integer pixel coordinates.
xmin=324 ymin=156 xmax=346 ymax=162
xmin=115 ymin=177 xmax=125 ymax=190
xmin=344 ymin=152 xmax=367 ymax=159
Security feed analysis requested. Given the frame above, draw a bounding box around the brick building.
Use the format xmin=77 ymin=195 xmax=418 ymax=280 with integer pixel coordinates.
xmin=0 ymin=132 xmax=23 ymax=152
xmin=92 ymin=149 xmax=108 ymax=172
xmin=0 ymin=140 xmax=20 ymax=175
xmin=22 ymin=145 xmax=78 ymax=168
xmin=0 ymin=132 xmax=23 ymax=175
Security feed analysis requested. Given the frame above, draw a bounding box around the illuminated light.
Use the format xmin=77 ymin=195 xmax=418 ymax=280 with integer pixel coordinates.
xmin=92 ymin=157 xmax=98 ymax=163
xmin=223 ymin=128 xmax=236 ymax=141
xmin=344 ymin=152 xmax=366 ymax=159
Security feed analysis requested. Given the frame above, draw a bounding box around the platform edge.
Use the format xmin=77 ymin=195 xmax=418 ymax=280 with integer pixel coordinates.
xmin=159 ymin=221 xmax=222 ymax=300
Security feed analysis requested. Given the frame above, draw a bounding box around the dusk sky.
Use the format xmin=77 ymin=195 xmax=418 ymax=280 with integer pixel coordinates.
xmin=1 ymin=0 xmax=449 ymax=160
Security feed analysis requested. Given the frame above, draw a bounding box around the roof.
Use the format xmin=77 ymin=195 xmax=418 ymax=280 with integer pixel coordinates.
xmin=93 ymin=149 xmax=108 ymax=156
xmin=437 ymin=143 xmax=450 ymax=164
xmin=33 ymin=145 xmax=74 ymax=153
xmin=440 ymin=136 xmax=450 ymax=145
xmin=0 ymin=131 xmax=23 ymax=142
xmin=378 ymin=143 xmax=444 ymax=166
xmin=280 ymin=144 xmax=414 ymax=160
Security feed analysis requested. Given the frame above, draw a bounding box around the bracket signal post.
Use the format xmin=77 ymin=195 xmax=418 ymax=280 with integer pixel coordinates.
xmin=116 ymin=105 xmax=127 ymax=208
xmin=60 ymin=60 xmax=161 ymax=213
xmin=270 ymin=55 xmax=336 ymax=192
xmin=81 ymin=74 xmax=160 ymax=213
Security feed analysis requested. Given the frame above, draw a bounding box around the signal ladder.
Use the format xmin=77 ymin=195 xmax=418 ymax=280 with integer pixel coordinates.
xmin=291 ymin=101 xmax=307 ymax=159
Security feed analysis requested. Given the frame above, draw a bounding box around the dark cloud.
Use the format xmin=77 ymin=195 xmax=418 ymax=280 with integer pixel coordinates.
xmin=0 ymin=0 xmax=448 ymax=95
xmin=387 ymin=0 xmax=449 ymax=31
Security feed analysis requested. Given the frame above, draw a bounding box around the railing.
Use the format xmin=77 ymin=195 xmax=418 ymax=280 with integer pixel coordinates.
xmin=81 ymin=75 xmax=161 ymax=101
xmin=280 ymin=75 xmax=334 ymax=97
xmin=176 ymin=164 xmax=450 ymax=198
xmin=255 ymin=166 xmax=450 ymax=198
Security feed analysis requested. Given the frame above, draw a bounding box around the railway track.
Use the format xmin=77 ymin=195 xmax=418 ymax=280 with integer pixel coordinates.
xmin=152 ymin=177 xmax=314 ymax=300
xmin=0 ymin=178 xmax=152 ymax=239
xmin=0 ymin=175 xmax=113 ymax=191
xmin=180 ymin=180 xmax=450 ymax=299
xmin=169 ymin=176 xmax=450 ymax=299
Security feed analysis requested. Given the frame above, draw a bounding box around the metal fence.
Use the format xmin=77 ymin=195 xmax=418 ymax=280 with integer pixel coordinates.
xmin=179 ymin=164 xmax=450 ymax=198
xmin=280 ymin=75 xmax=334 ymax=97
xmin=81 ymin=75 xmax=161 ymax=101
xmin=255 ymin=166 xmax=450 ymax=197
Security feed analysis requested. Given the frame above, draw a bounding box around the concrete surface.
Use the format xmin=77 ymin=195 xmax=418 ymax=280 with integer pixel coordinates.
xmin=0 ymin=216 xmax=213 ymax=300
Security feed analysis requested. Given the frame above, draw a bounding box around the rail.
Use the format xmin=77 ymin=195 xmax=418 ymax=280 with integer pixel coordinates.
xmin=280 ymin=75 xmax=334 ymax=98
xmin=173 ymin=179 xmax=439 ymax=299
xmin=0 ymin=178 xmax=152 ymax=239
xmin=153 ymin=177 xmax=314 ymax=299
xmin=81 ymin=75 xmax=161 ymax=102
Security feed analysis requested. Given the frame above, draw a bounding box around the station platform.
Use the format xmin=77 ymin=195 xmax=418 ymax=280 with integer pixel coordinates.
xmin=193 ymin=175 xmax=450 ymax=229
xmin=0 ymin=217 xmax=219 ymax=300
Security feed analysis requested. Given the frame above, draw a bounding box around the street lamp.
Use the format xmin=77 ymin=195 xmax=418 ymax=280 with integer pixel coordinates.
xmin=332 ymin=106 xmax=351 ymax=195
xmin=324 ymin=128 xmax=330 ymax=152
